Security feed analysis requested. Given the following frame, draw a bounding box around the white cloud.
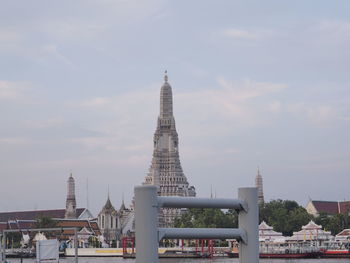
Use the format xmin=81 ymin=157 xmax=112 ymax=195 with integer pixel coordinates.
xmin=220 ymin=28 xmax=273 ymax=40
xmin=288 ymin=103 xmax=337 ymax=123
xmin=24 ymin=118 xmax=66 ymax=129
xmin=0 ymin=81 xmax=28 ymax=100
xmin=221 ymin=28 xmax=259 ymax=39
xmin=0 ymin=137 xmax=32 ymax=145
xmin=80 ymin=97 xmax=112 ymax=107
xmin=267 ymin=101 xmax=282 ymax=112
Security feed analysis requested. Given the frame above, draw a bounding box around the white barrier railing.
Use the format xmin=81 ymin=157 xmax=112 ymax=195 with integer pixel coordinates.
xmin=135 ymin=185 xmax=259 ymax=263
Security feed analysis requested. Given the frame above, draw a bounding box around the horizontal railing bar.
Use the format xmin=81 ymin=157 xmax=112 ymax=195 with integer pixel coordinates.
xmin=158 ymin=196 xmax=247 ymax=211
xmin=3 ymin=227 xmax=78 ymax=233
xmin=158 ymin=228 xmax=247 ymax=244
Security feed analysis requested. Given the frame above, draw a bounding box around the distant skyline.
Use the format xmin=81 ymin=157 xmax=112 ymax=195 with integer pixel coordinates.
xmin=0 ymin=0 xmax=349 ymax=216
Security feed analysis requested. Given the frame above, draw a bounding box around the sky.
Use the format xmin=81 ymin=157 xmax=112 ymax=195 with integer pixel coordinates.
xmin=0 ymin=0 xmax=349 ymax=216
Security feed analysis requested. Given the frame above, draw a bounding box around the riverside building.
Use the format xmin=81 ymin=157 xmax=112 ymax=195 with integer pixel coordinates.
xmin=143 ymin=72 xmax=196 ymax=227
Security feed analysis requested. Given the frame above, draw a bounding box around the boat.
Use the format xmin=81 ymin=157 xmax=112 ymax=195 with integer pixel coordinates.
xmin=320 ymin=241 xmax=350 ymax=258
xmin=226 ymin=241 xmax=322 ymax=259
xmin=226 ymin=251 xmax=321 ymax=258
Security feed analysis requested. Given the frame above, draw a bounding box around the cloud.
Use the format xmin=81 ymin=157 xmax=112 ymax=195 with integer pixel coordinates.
xmin=221 ymin=28 xmax=259 ymax=39
xmin=267 ymin=101 xmax=282 ymax=112
xmin=0 ymin=81 xmax=28 ymax=100
xmin=288 ymin=103 xmax=337 ymax=124
xmin=0 ymin=137 xmax=32 ymax=145
xmin=313 ymin=20 xmax=350 ymax=44
xmin=220 ymin=28 xmax=273 ymax=41
xmin=80 ymin=97 xmax=112 ymax=107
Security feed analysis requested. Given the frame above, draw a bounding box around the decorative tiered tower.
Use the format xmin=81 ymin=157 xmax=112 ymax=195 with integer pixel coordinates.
xmin=65 ymin=173 xmax=77 ymax=219
xmin=144 ymin=72 xmax=196 ymax=227
xmin=255 ymin=167 xmax=264 ymax=204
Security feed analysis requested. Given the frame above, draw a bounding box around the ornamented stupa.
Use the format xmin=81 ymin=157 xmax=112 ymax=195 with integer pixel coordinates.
xmin=65 ymin=173 xmax=77 ymax=219
xmin=255 ymin=167 xmax=264 ymax=204
xmin=144 ymin=71 xmax=196 ymax=227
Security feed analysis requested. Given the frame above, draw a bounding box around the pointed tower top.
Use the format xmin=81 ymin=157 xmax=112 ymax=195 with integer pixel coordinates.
xmin=164 ymin=70 xmax=168 ymax=82
xmin=257 ymin=166 xmax=261 ymax=176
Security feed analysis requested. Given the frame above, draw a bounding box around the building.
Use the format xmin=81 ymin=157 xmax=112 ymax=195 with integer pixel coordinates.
xmin=259 ymin=221 xmax=285 ymax=243
xmin=97 ymin=196 xmax=135 ymax=246
xmin=255 ymin=167 xmax=264 ymax=204
xmin=65 ymin=173 xmax=77 ymax=219
xmin=143 ymin=72 xmax=196 ymax=227
xmin=305 ymin=200 xmax=350 ymax=217
xmin=0 ymin=174 xmax=94 ymax=235
xmin=287 ymin=220 xmax=333 ymax=242
xmin=97 ymin=195 xmax=118 ymax=243
xmin=335 ymin=229 xmax=350 ymax=242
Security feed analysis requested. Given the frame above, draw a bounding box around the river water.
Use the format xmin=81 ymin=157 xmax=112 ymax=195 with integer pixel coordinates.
xmin=6 ymin=258 xmax=350 ymax=263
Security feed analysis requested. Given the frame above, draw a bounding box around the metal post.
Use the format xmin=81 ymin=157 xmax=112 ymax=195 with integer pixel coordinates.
xmin=135 ymin=185 xmax=159 ymax=263
xmin=74 ymin=228 xmax=78 ymax=263
xmin=2 ymin=232 xmax=6 ymax=263
xmin=238 ymin=187 xmax=259 ymax=263
xmin=0 ymin=234 xmax=3 ymax=263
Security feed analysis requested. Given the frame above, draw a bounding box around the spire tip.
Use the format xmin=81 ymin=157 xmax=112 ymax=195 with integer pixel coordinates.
xmin=164 ymin=70 xmax=168 ymax=82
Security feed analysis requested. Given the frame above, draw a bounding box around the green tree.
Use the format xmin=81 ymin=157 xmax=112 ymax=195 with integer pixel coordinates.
xmin=35 ymin=215 xmax=58 ymax=229
xmin=316 ymin=213 xmax=350 ymax=235
xmin=260 ymin=199 xmax=311 ymax=236
xmin=34 ymin=215 xmax=58 ymax=238
xmin=174 ymin=208 xmax=237 ymax=228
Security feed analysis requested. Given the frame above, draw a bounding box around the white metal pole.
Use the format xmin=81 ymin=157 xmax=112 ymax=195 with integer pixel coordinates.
xmin=135 ymin=185 xmax=159 ymax=263
xmin=238 ymin=187 xmax=259 ymax=263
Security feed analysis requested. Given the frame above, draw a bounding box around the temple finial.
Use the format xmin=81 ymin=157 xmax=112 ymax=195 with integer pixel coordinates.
xmin=257 ymin=166 xmax=260 ymax=176
xmin=164 ymin=70 xmax=168 ymax=82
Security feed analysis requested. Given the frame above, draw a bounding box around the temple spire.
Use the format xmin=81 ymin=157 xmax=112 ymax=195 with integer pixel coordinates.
xmin=255 ymin=166 xmax=264 ymax=204
xmin=164 ymin=70 xmax=168 ymax=82
xmin=65 ymin=173 xmax=77 ymax=219
xmin=160 ymin=71 xmax=173 ymax=118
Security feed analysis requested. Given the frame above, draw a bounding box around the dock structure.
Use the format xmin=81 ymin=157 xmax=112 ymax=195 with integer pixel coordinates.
xmin=135 ymin=185 xmax=259 ymax=263
xmin=0 ymin=228 xmax=79 ymax=263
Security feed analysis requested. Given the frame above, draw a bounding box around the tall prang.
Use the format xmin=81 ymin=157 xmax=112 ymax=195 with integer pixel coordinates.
xmin=255 ymin=167 xmax=264 ymax=204
xmin=144 ymin=72 xmax=196 ymax=227
xmin=65 ymin=173 xmax=77 ymax=219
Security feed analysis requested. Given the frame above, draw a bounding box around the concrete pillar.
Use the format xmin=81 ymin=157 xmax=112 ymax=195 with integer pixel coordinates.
xmin=238 ymin=187 xmax=259 ymax=263
xmin=135 ymin=185 xmax=159 ymax=263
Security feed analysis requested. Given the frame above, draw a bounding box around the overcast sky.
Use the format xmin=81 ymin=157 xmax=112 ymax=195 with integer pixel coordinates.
xmin=1 ymin=0 xmax=349 ymax=216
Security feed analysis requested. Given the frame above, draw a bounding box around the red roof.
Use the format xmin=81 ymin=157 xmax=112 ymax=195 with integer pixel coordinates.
xmin=311 ymin=201 xmax=339 ymax=214
xmin=0 ymin=208 xmax=85 ymax=222
xmin=339 ymin=202 xmax=350 ymax=214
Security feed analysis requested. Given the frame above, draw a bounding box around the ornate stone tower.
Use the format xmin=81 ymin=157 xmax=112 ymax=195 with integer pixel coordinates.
xmin=65 ymin=173 xmax=77 ymax=219
xmin=255 ymin=167 xmax=264 ymax=204
xmin=144 ymin=72 xmax=196 ymax=227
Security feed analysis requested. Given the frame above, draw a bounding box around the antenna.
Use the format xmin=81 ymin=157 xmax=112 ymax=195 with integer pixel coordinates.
xmin=86 ymin=177 xmax=89 ymax=209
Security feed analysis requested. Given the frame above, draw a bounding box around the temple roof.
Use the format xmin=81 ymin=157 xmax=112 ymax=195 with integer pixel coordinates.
xmin=0 ymin=208 xmax=85 ymax=222
xmin=336 ymin=229 xmax=350 ymax=236
xmin=259 ymin=221 xmax=273 ymax=230
xmin=302 ymin=220 xmax=322 ymax=230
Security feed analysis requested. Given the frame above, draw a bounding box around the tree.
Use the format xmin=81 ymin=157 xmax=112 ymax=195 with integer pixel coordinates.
xmin=315 ymin=212 xmax=350 ymax=235
xmin=35 ymin=215 xmax=58 ymax=229
xmin=259 ymin=199 xmax=312 ymax=236
xmin=174 ymin=208 xmax=237 ymax=228
xmin=34 ymin=215 xmax=58 ymax=238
